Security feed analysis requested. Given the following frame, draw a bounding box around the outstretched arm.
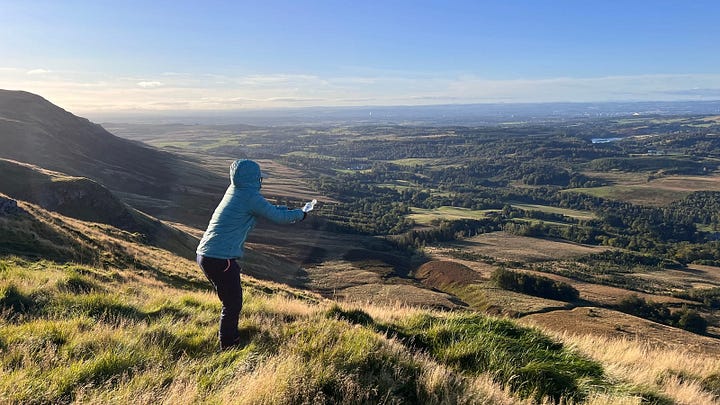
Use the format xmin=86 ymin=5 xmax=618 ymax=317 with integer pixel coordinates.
xmin=250 ymin=194 xmax=305 ymax=224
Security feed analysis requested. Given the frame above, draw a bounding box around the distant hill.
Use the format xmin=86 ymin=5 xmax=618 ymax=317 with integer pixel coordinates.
xmin=0 ymin=90 xmax=225 ymax=225
xmin=0 ymin=160 xmax=198 ymax=259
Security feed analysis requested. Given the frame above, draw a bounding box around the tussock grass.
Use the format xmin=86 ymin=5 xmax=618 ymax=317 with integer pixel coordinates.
xmin=2 ymin=255 xmax=718 ymax=404
xmin=555 ymin=332 xmax=720 ymax=405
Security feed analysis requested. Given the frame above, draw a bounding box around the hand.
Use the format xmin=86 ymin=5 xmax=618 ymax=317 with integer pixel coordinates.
xmin=302 ymin=199 xmax=317 ymax=213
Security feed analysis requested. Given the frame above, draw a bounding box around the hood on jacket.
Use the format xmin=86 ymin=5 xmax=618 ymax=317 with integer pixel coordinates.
xmin=230 ymin=159 xmax=262 ymax=189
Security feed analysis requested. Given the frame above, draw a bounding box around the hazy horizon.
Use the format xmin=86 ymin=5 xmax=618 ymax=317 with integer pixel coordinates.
xmin=2 ymin=1 xmax=719 ymax=114
xmin=81 ymin=99 xmax=720 ymax=126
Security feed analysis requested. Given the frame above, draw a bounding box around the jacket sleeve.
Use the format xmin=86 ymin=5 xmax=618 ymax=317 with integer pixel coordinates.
xmin=249 ymin=194 xmax=305 ymax=224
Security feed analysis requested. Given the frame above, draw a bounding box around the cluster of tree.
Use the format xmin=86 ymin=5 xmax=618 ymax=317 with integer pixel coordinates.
xmin=615 ymin=295 xmax=707 ymax=334
xmin=502 ymin=221 xmax=605 ymax=245
xmin=673 ymin=287 xmax=720 ymax=309
xmin=577 ymin=250 xmax=663 ymax=267
xmin=619 ymin=130 xmax=720 ymax=157
xmin=669 ymin=191 xmax=720 ymax=226
xmin=324 ymin=198 xmax=413 ymax=235
xmin=667 ymin=241 xmax=720 ymax=266
xmin=523 ymin=192 xmax=702 ymax=246
xmin=587 ymin=156 xmax=710 ymax=175
xmin=491 ymin=267 xmax=579 ymax=302
xmin=393 ymin=218 xmax=503 ymax=249
xmin=277 ymin=121 xmax=720 ymax=268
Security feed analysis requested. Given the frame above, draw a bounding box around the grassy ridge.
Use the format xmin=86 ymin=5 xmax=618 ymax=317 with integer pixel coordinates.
xmin=3 ymin=254 xmax=705 ymax=404
xmin=0 ymin=257 xmax=516 ymax=404
xmin=2 ymin=203 xmax=718 ymax=403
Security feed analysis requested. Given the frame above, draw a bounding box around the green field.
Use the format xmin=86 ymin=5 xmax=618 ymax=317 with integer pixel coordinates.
xmin=388 ymin=158 xmax=460 ymax=168
xmin=408 ymin=206 xmax=496 ymax=225
xmin=510 ymin=203 xmax=596 ymax=220
xmin=285 ymin=151 xmax=338 ymax=160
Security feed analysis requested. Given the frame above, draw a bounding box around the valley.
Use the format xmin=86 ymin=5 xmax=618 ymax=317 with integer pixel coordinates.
xmin=2 ymin=91 xmax=720 ymax=403
xmin=105 ymin=112 xmax=720 ymax=340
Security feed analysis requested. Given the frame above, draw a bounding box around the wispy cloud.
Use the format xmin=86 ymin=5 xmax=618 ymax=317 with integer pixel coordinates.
xmin=137 ymin=81 xmax=163 ymax=88
xmin=2 ymin=67 xmax=719 ymax=113
xmin=26 ymin=68 xmax=51 ymax=75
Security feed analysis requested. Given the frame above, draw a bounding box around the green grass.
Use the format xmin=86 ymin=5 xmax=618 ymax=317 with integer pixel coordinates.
xmin=397 ymin=313 xmax=605 ymax=402
xmin=284 ymin=151 xmax=338 ymax=160
xmin=408 ymin=206 xmax=496 ymax=225
xmin=327 ymin=306 xmax=605 ymax=403
xmin=2 ymin=256 xmax=518 ymax=403
xmin=510 ymin=203 xmax=595 ymax=220
xmin=0 ymin=252 xmax=703 ymax=403
xmin=564 ymin=186 xmax=618 ymax=199
xmin=436 ymin=282 xmax=490 ymax=310
xmin=696 ymin=223 xmax=719 ymax=232
xmin=387 ymin=158 xmax=458 ymax=167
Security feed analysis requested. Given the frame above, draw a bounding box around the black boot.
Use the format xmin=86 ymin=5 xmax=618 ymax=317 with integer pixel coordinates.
xmin=219 ymin=333 xmax=242 ymax=351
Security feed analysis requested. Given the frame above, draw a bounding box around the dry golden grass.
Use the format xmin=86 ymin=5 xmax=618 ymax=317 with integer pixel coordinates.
xmin=522 ymin=307 xmax=720 ymax=356
xmin=583 ymin=393 xmax=642 ymax=405
xmin=5 ymin=195 xmax=720 ymax=404
xmin=655 ymin=264 xmax=720 ymax=290
xmin=361 ymin=300 xmax=435 ymax=324
xmin=555 ymin=332 xmax=720 ymax=405
xmin=338 ymin=283 xmax=463 ymax=310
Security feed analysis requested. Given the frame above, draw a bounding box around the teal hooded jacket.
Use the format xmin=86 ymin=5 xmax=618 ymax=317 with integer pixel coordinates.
xmin=196 ymin=159 xmax=305 ymax=259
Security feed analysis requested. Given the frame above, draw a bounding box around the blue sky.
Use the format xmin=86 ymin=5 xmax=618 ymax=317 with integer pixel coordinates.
xmin=1 ymin=0 xmax=719 ymax=113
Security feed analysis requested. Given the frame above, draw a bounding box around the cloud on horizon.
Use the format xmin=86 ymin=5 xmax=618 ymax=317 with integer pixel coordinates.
xmin=1 ymin=67 xmax=720 ymax=113
xmin=26 ymin=68 xmax=51 ymax=75
xmin=137 ymin=81 xmax=163 ymax=88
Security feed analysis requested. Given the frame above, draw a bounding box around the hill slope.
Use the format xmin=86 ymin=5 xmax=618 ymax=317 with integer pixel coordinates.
xmin=2 ymin=199 xmax=719 ymax=404
xmin=0 ymin=160 xmax=198 ymax=259
xmin=0 ymin=89 xmax=225 ymax=225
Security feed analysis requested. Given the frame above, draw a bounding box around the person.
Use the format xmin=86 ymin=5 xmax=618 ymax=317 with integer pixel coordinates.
xmin=196 ymin=159 xmax=307 ymax=350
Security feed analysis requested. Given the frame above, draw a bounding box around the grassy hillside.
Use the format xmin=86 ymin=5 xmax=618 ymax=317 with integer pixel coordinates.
xmin=0 ymin=90 xmax=226 ymax=226
xmin=2 ymin=201 xmax=719 ymax=404
xmin=0 ymin=160 xmax=198 ymax=259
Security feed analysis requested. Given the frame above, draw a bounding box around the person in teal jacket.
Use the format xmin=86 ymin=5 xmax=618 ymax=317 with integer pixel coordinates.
xmin=197 ymin=159 xmax=306 ymax=350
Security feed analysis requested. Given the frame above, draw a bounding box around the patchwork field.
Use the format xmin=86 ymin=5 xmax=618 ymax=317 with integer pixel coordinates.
xmin=570 ymin=172 xmax=720 ymax=206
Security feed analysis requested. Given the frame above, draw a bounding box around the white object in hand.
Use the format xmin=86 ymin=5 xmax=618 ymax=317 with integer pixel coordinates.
xmin=302 ymin=199 xmax=317 ymax=213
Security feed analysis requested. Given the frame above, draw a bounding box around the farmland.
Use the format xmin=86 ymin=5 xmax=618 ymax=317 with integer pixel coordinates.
xmin=568 ymin=172 xmax=720 ymax=206
xmin=104 ymin=113 xmax=720 ymax=356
